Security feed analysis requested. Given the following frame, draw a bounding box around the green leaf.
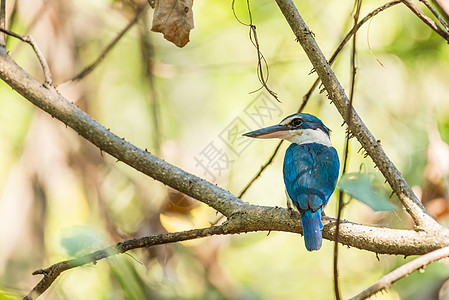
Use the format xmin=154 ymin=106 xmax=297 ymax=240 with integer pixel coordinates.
xmin=338 ymin=172 xmax=396 ymax=211
xmin=60 ymin=226 xmax=105 ymax=257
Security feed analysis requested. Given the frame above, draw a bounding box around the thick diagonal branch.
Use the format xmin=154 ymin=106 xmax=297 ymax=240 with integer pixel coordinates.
xmin=0 ymin=48 xmax=242 ymax=218
xmin=274 ymin=0 xmax=438 ymax=229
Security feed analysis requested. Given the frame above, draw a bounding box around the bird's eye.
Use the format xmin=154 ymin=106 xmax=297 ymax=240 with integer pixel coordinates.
xmin=290 ymin=118 xmax=302 ymax=127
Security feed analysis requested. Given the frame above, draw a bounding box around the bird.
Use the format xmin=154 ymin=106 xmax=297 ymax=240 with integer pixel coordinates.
xmin=243 ymin=113 xmax=340 ymax=251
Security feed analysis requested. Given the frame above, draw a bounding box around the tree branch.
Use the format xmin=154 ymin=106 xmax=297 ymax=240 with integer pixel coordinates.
xmin=0 ymin=48 xmax=243 ymax=218
xmin=25 ymin=224 xmax=229 ymax=300
xmin=273 ymin=0 xmax=439 ymax=229
xmin=350 ymin=245 xmax=449 ymax=300
xmin=23 ymin=209 xmax=449 ymax=299
xmin=334 ymin=1 xmax=363 ymax=298
xmin=0 ymin=27 xmax=53 ymax=87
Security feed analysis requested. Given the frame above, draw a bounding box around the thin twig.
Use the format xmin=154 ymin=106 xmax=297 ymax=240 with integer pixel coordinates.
xmin=402 ymin=0 xmax=449 ymax=42
xmin=10 ymin=0 xmax=54 ymax=56
xmin=139 ymin=14 xmax=162 ymax=154
xmin=434 ymin=0 xmax=449 ymax=22
xmin=238 ymin=140 xmax=284 ymax=199
xmin=4 ymin=0 xmax=18 ymax=48
xmin=350 ymin=246 xmax=449 ymax=300
xmin=0 ymin=27 xmax=53 ymax=87
xmin=25 ymin=225 xmax=228 ymax=300
xmin=231 ymin=0 xmax=279 ymax=101
xmin=419 ymin=0 xmax=449 ymax=31
xmin=332 ymin=1 xmax=401 ymax=62
xmin=71 ymin=1 xmax=148 ymax=81
xmin=302 ymin=1 xmax=401 ymax=106
xmin=334 ymin=2 xmax=362 ymax=299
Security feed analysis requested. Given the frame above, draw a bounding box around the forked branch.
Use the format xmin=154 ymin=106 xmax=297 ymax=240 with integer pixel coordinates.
xmin=0 ymin=27 xmax=53 ymax=86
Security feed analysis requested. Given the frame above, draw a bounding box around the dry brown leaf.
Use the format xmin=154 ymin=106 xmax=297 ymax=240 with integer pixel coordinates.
xmin=151 ymin=0 xmax=194 ymax=48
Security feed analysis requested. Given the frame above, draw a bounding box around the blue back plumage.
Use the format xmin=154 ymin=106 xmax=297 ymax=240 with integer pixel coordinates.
xmin=283 ymin=143 xmax=339 ymax=251
xmin=243 ymin=112 xmax=339 ymax=251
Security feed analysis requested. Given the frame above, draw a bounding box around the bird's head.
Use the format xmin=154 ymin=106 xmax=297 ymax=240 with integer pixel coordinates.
xmin=243 ymin=113 xmax=332 ymax=146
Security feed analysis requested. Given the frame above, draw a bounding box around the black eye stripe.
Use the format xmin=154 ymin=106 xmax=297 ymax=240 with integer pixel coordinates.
xmin=289 ymin=118 xmax=303 ymax=126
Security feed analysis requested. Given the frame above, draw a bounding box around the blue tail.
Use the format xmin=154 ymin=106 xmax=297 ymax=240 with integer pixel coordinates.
xmin=300 ymin=208 xmax=323 ymax=251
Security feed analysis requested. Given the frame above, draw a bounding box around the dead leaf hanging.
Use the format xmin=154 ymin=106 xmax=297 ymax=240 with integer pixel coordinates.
xmin=151 ymin=0 xmax=194 ymax=48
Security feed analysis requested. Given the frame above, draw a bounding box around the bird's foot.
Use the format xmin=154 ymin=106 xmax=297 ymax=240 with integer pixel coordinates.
xmin=287 ymin=206 xmax=296 ymax=217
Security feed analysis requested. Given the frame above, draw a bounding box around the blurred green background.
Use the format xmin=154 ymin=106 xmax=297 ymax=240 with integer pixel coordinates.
xmin=1 ymin=0 xmax=449 ymax=299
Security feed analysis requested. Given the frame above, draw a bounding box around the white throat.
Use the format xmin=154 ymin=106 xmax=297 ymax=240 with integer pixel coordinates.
xmin=283 ymin=128 xmax=332 ymax=147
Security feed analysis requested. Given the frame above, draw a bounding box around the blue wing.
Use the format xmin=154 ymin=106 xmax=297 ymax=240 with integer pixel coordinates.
xmin=283 ymin=143 xmax=339 ymax=212
xmin=283 ymin=143 xmax=339 ymax=251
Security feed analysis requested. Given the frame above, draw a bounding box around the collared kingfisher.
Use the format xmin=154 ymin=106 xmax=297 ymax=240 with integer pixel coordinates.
xmin=244 ymin=113 xmax=340 ymax=251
